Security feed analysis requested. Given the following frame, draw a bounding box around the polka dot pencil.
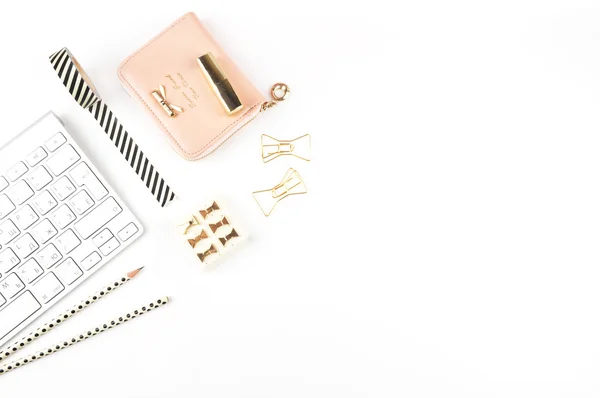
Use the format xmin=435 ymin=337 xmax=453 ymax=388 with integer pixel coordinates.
xmin=0 ymin=296 xmax=170 ymax=376
xmin=0 ymin=267 xmax=144 ymax=363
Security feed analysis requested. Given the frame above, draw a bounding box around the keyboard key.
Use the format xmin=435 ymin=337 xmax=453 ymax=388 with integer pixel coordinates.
xmin=26 ymin=147 xmax=48 ymax=167
xmin=92 ymin=229 xmax=113 ymax=247
xmin=13 ymin=205 xmax=39 ymax=230
xmin=0 ymin=273 xmax=25 ymax=299
xmin=50 ymin=205 xmax=76 ymax=229
xmin=68 ymin=190 xmax=94 ymax=215
xmin=13 ymin=233 xmax=39 ymax=258
xmin=45 ymin=133 xmax=66 ymax=152
xmin=0 ymin=195 xmax=15 ymax=220
xmin=69 ymin=163 xmax=108 ymax=200
xmin=55 ymin=258 xmax=82 ymax=285
xmin=0 ymin=220 xmax=20 ymax=245
xmin=32 ymin=191 xmax=58 ymax=215
xmin=75 ymin=198 xmax=122 ymax=239
xmin=17 ymin=259 xmax=44 ymax=284
xmin=118 ymin=223 xmax=139 ymax=242
xmin=27 ymin=166 xmax=53 ymax=191
xmin=31 ymin=272 xmax=64 ymax=304
xmin=0 ymin=248 xmax=20 ymax=275
xmin=0 ymin=114 xmax=145 ymax=349
xmin=80 ymin=251 xmax=101 ymax=271
xmin=8 ymin=181 xmax=34 ymax=205
xmin=55 ymin=230 xmax=81 ymax=254
xmin=46 ymin=145 xmax=80 ymax=176
xmin=31 ymin=219 xmax=58 ymax=244
xmin=0 ymin=291 xmax=41 ymax=340
xmin=99 ymin=238 xmax=120 ymax=256
xmin=50 ymin=176 xmax=76 ymax=201
xmin=0 ymin=177 xmax=8 ymax=192
xmin=37 ymin=244 xmax=62 ymax=269
xmin=6 ymin=162 xmax=28 ymax=181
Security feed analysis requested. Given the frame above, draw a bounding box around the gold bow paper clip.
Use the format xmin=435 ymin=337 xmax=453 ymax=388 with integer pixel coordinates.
xmin=261 ymin=134 xmax=311 ymax=163
xmin=252 ymin=168 xmax=307 ymax=217
xmin=151 ymin=85 xmax=183 ymax=118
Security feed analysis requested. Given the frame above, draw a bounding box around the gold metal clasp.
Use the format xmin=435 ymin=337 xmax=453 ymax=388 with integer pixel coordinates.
xmin=271 ymin=83 xmax=291 ymax=101
xmin=151 ymin=85 xmax=183 ymax=118
xmin=262 ymin=83 xmax=291 ymax=111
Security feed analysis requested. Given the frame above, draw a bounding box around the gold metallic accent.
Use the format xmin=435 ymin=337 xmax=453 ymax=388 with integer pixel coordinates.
xmin=151 ymin=84 xmax=183 ymax=118
xmin=199 ymin=201 xmax=220 ymax=219
xmin=209 ymin=216 xmax=230 ymax=233
xmin=271 ymin=83 xmax=290 ymax=101
xmin=262 ymin=134 xmax=311 ymax=163
xmin=187 ymin=230 xmax=209 ymax=248
xmin=197 ymin=52 xmax=243 ymax=115
xmin=252 ymin=168 xmax=307 ymax=217
xmin=262 ymin=83 xmax=291 ymax=111
xmin=197 ymin=244 xmax=218 ymax=263
xmin=178 ymin=215 xmax=201 ymax=235
xmin=218 ymin=229 xmax=239 ymax=247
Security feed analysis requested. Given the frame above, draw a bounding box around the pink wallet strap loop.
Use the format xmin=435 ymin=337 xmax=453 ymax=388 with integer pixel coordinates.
xmin=49 ymin=48 xmax=176 ymax=207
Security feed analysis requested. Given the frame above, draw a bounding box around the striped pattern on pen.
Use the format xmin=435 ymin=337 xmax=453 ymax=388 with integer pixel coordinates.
xmin=49 ymin=48 xmax=176 ymax=207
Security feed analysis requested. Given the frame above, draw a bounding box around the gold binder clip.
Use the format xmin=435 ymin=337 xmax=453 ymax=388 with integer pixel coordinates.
xmin=219 ymin=229 xmax=239 ymax=247
xmin=197 ymin=244 xmax=218 ymax=263
xmin=187 ymin=229 xmax=209 ymax=249
xmin=199 ymin=201 xmax=220 ymax=219
xmin=151 ymin=84 xmax=183 ymax=118
xmin=252 ymin=168 xmax=307 ymax=216
xmin=209 ymin=216 xmax=230 ymax=234
xmin=261 ymin=134 xmax=311 ymax=163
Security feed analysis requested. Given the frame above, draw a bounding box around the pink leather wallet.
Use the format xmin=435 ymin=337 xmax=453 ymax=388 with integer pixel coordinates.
xmin=118 ymin=12 xmax=288 ymax=161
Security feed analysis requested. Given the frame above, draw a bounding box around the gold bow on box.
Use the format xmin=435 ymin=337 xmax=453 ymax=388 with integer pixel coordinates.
xmin=151 ymin=85 xmax=183 ymax=118
xmin=252 ymin=168 xmax=308 ymax=216
xmin=177 ymin=201 xmax=243 ymax=265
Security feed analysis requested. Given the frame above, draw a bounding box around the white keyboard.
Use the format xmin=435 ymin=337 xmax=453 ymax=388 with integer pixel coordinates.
xmin=0 ymin=112 xmax=143 ymax=348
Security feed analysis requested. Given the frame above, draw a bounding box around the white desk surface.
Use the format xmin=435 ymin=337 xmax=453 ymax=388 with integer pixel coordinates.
xmin=2 ymin=1 xmax=600 ymax=396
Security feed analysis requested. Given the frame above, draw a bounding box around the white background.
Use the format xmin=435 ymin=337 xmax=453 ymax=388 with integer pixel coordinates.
xmin=1 ymin=0 xmax=600 ymax=396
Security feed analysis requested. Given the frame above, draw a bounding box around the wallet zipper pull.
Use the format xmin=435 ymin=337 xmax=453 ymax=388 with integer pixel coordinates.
xmin=261 ymin=83 xmax=291 ymax=112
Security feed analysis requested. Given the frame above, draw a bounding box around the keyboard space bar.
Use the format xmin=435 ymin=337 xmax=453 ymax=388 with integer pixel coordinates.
xmin=0 ymin=292 xmax=41 ymax=341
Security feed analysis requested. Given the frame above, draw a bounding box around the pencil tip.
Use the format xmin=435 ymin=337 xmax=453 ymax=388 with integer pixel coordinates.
xmin=127 ymin=267 xmax=144 ymax=279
